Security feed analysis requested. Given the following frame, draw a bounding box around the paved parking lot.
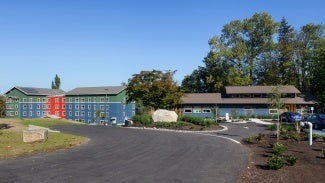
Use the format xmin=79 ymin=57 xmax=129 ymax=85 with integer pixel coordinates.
xmin=0 ymin=123 xmax=267 ymax=183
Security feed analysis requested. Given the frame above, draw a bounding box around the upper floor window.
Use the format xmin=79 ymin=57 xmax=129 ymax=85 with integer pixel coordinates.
xmin=75 ymin=98 xmax=79 ymax=103
xmin=29 ymin=98 xmax=33 ymax=102
xmin=23 ymin=98 xmax=27 ymax=102
xmin=55 ymin=98 xmax=59 ymax=102
xmin=81 ymin=98 xmax=85 ymax=102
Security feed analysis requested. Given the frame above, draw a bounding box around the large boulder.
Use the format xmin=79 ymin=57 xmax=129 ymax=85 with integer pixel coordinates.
xmin=23 ymin=129 xmax=48 ymax=143
xmin=152 ymin=109 xmax=178 ymax=123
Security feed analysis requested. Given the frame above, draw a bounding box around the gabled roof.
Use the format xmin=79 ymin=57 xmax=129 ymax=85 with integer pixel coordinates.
xmin=225 ymin=85 xmax=300 ymax=94
xmin=66 ymin=86 xmax=126 ymax=95
xmin=5 ymin=86 xmax=65 ymax=96
xmin=181 ymin=93 xmax=221 ymax=104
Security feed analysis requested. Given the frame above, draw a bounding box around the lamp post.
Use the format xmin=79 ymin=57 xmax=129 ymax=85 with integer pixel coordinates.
xmin=105 ymin=88 xmax=108 ymax=125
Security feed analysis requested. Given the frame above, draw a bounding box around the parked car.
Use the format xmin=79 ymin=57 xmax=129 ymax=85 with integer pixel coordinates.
xmin=280 ymin=112 xmax=302 ymax=122
xmin=303 ymin=114 xmax=325 ymax=130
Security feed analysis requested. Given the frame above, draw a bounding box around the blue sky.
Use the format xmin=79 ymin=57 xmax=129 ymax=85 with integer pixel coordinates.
xmin=1 ymin=0 xmax=324 ymax=94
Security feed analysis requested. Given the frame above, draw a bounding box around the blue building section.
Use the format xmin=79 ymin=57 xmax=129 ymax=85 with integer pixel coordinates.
xmin=65 ymin=102 xmax=135 ymax=125
xmin=19 ymin=102 xmax=47 ymax=118
xmin=217 ymin=104 xmax=269 ymax=118
xmin=182 ymin=105 xmax=216 ymax=118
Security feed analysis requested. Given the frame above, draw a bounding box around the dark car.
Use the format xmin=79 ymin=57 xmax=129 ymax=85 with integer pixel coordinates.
xmin=280 ymin=112 xmax=302 ymax=122
xmin=303 ymin=114 xmax=325 ymax=130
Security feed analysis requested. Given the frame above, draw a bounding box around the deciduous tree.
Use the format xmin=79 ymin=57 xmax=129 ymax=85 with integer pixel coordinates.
xmin=126 ymin=70 xmax=183 ymax=110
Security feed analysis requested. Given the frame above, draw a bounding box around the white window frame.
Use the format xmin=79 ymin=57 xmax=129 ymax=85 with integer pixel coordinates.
xmin=193 ymin=108 xmax=202 ymax=113
xmin=184 ymin=108 xmax=192 ymax=113
xmin=202 ymin=108 xmax=211 ymax=113
xmin=269 ymin=109 xmax=278 ymax=114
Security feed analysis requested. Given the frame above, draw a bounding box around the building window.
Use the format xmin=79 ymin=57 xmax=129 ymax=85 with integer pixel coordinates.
xmin=100 ymin=105 xmax=104 ymax=110
xmin=55 ymin=111 xmax=59 ymax=116
xmin=269 ymin=109 xmax=278 ymax=114
xmin=94 ymin=105 xmax=97 ymax=110
xmin=55 ymin=104 xmax=59 ymax=109
xmin=88 ymin=112 xmax=91 ymax=117
xmin=100 ymin=97 xmax=105 ymax=102
xmin=29 ymin=98 xmax=33 ymax=102
xmin=23 ymin=111 xmax=27 ymax=116
xmin=42 ymin=98 xmax=46 ymax=102
xmin=193 ymin=108 xmax=201 ymax=113
xmin=69 ymin=111 xmax=72 ymax=116
xmin=42 ymin=104 xmax=46 ymax=109
xmin=75 ymin=98 xmax=79 ymax=102
xmin=15 ymin=111 xmax=18 ymax=116
xmin=29 ymin=104 xmax=33 ymax=109
xmin=88 ymin=98 xmax=91 ymax=103
xmin=184 ymin=108 xmax=192 ymax=113
xmin=75 ymin=104 xmax=79 ymax=110
xmin=15 ymin=105 xmax=18 ymax=109
xmin=88 ymin=105 xmax=91 ymax=110
xmin=47 ymin=105 xmax=51 ymax=109
xmin=81 ymin=98 xmax=85 ymax=102
xmin=47 ymin=98 xmax=51 ymax=102
xmin=37 ymin=111 xmax=41 ymax=116
xmin=37 ymin=98 xmax=41 ymax=102
xmin=29 ymin=111 xmax=33 ymax=116
xmin=75 ymin=111 xmax=79 ymax=116
xmin=63 ymin=98 xmax=66 ymax=102
xmin=81 ymin=111 xmax=85 ymax=117
xmin=69 ymin=105 xmax=72 ymax=109
xmin=23 ymin=98 xmax=27 ymax=102
xmin=55 ymin=98 xmax=59 ymax=102
xmin=202 ymin=108 xmax=211 ymax=113
xmin=94 ymin=97 xmax=97 ymax=102
xmin=69 ymin=98 xmax=72 ymax=102
xmin=42 ymin=111 xmax=46 ymax=116
xmin=37 ymin=104 xmax=40 ymax=109
xmin=62 ymin=111 xmax=66 ymax=116
xmin=81 ymin=105 xmax=85 ymax=110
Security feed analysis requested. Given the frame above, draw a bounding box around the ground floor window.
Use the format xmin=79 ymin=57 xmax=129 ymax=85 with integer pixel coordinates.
xmin=269 ymin=109 xmax=278 ymax=114
xmin=202 ymin=108 xmax=211 ymax=113
xmin=193 ymin=108 xmax=201 ymax=113
xmin=184 ymin=108 xmax=192 ymax=113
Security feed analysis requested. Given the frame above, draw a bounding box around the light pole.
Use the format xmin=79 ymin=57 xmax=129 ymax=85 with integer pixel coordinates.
xmin=105 ymin=88 xmax=108 ymax=125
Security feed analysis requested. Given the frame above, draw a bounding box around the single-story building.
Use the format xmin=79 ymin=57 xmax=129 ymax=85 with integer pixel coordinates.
xmin=181 ymin=85 xmax=317 ymax=118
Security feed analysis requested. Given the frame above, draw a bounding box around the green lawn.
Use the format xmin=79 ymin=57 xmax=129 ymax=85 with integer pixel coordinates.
xmin=0 ymin=118 xmax=89 ymax=160
xmin=21 ymin=118 xmax=83 ymax=127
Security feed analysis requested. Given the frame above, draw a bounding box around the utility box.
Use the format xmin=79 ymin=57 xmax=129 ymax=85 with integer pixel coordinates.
xmin=110 ymin=117 xmax=117 ymax=125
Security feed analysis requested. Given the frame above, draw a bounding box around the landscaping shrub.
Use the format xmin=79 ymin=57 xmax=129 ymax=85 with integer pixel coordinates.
xmin=245 ymin=137 xmax=254 ymax=144
xmin=268 ymin=155 xmax=284 ymax=170
xmin=179 ymin=115 xmax=215 ymax=127
xmin=256 ymin=133 xmax=266 ymax=142
xmin=132 ymin=114 xmax=152 ymax=125
xmin=273 ymin=142 xmax=286 ymax=156
xmin=286 ymin=154 xmax=297 ymax=166
xmin=269 ymin=124 xmax=277 ymax=131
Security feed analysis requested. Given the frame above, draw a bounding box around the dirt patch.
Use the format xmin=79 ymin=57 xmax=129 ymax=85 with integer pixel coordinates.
xmin=238 ymin=132 xmax=325 ymax=183
xmin=0 ymin=118 xmax=27 ymax=132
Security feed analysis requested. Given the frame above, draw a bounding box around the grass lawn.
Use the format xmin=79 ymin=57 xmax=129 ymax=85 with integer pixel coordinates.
xmin=0 ymin=118 xmax=89 ymax=160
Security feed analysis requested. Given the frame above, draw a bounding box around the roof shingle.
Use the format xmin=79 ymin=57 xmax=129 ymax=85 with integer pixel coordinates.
xmin=66 ymin=86 xmax=126 ymax=95
xmin=225 ymin=85 xmax=300 ymax=94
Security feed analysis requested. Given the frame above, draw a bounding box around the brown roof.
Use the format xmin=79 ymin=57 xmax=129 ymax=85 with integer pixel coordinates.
xmin=225 ymin=85 xmax=300 ymax=94
xmin=181 ymin=93 xmax=317 ymax=105
xmin=181 ymin=93 xmax=221 ymax=104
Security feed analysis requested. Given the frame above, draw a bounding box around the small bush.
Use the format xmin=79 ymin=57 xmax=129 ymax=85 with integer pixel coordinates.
xmin=256 ymin=133 xmax=266 ymax=142
xmin=268 ymin=155 xmax=284 ymax=170
xmin=273 ymin=142 xmax=286 ymax=156
xmin=312 ymin=134 xmax=323 ymax=140
xmin=286 ymin=154 xmax=297 ymax=166
xmin=132 ymin=114 xmax=152 ymax=126
xmin=245 ymin=137 xmax=255 ymax=144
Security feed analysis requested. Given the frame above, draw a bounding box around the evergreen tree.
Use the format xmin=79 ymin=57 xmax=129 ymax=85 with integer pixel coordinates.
xmin=278 ymin=17 xmax=296 ymax=85
xmin=51 ymin=74 xmax=61 ymax=89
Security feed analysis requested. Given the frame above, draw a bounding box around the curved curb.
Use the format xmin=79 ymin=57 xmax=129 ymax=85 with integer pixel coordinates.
xmin=125 ymin=125 xmax=241 ymax=144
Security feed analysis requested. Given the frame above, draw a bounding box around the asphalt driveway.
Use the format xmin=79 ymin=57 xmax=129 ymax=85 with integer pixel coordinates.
xmin=0 ymin=123 xmax=267 ymax=183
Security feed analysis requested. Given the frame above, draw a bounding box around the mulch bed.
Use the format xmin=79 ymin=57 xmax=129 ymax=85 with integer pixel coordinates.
xmin=239 ymin=132 xmax=325 ymax=183
xmin=131 ymin=121 xmax=223 ymax=131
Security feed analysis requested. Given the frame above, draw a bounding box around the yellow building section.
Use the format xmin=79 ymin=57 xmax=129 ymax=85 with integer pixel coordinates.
xmin=284 ymin=104 xmax=296 ymax=112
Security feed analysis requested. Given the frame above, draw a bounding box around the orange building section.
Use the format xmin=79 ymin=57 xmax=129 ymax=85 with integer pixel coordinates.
xmin=45 ymin=95 xmax=66 ymax=119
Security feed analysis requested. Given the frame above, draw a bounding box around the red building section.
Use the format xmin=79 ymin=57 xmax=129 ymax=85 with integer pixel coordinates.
xmin=45 ymin=95 xmax=66 ymax=119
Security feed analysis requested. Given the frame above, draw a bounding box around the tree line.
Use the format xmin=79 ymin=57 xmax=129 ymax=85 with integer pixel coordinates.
xmin=181 ymin=12 xmax=324 ymax=107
